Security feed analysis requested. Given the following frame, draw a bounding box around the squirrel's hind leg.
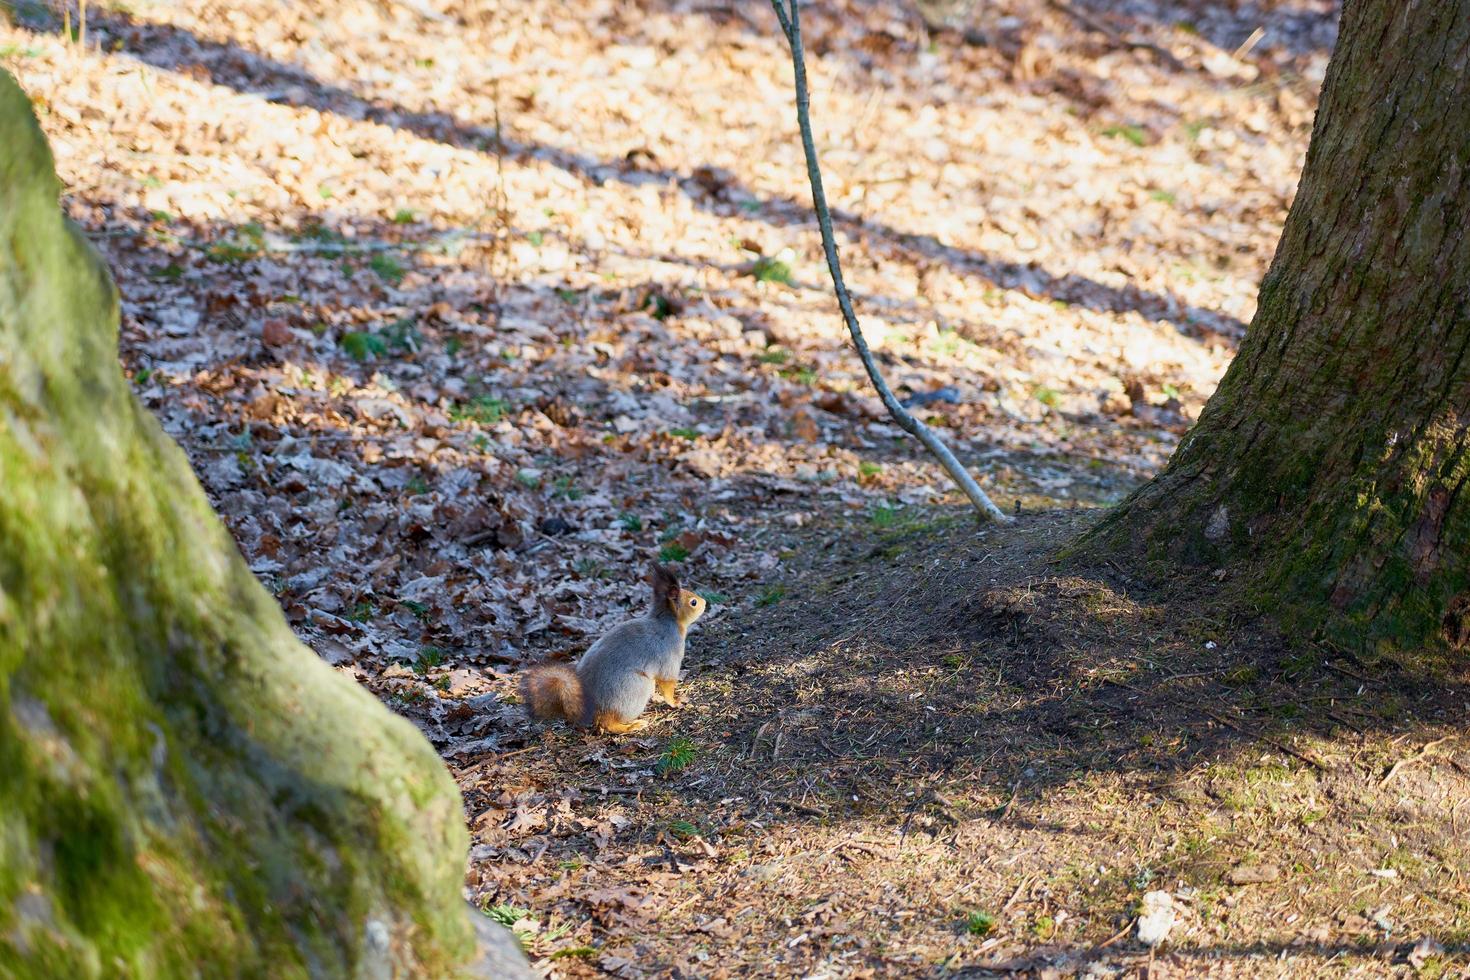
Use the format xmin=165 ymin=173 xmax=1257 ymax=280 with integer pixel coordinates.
xmin=654 ymin=677 xmax=680 ymax=708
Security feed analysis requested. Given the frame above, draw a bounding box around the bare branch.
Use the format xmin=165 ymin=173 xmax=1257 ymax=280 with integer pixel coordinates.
xmin=767 ymin=0 xmax=1010 ymax=523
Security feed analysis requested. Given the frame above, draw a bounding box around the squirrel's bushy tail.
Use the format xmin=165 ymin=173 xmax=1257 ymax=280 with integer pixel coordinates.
xmin=521 ymin=665 xmax=584 ymax=724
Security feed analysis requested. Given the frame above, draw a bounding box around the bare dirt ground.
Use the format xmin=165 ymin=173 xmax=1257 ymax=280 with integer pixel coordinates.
xmin=8 ymin=0 xmax=1470 ymax=975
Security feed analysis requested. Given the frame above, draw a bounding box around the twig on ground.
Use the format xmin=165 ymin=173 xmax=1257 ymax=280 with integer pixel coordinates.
xmin=767 ymin=0 xmax=1009 ymax=524
xmin=1380 ymin=735 xmax=1457 ymax=787
xmin=1205 ymin=709 xmax=1334 ymax=773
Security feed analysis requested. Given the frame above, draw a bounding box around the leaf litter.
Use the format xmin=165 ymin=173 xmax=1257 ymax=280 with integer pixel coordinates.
xmin=16 ymin=1 xmax=1461 ymax=978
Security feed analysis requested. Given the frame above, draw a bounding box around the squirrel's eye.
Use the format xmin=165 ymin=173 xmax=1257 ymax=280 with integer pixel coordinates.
xmin=689 ymin=598 xmax=697 ymax=606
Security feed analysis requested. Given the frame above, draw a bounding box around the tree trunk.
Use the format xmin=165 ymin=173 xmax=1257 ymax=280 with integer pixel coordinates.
xmin=1083 ymin=0 xmax=1470 ymax=656
xmin=0 ymin=70 xmax=526 ymax=978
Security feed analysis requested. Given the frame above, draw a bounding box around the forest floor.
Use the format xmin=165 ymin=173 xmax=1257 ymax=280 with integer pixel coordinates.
xmin=9 ymin=0 xmax=1470 ymax=975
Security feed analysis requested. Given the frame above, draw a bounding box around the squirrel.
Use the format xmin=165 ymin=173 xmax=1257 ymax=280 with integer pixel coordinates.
xmin=520 ymin=563 xmax=706 ymax=734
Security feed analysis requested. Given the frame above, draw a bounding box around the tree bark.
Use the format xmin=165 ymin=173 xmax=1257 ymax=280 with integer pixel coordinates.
xmin=1083 ymin=0 xmax=1470 ymax=656
xmin=0 ymin=70 xmax=526 ymax=978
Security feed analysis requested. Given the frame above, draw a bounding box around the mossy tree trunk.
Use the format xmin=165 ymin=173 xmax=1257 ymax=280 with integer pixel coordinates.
xmin=0 ymin=70 xmax=526 ymax=978
xmin=1084 ymin=0 xmax=1470 ymax=656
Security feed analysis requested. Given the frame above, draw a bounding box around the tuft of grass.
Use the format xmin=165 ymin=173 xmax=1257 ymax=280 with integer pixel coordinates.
xmin=340 ymin=332 xmax=388 ymax=361
xmin=550 ymin=947 xmax=597 ymax=960
xmin=552 ymin=476 xmax=583 ymax=501
xmin=1034 ymin=385 xmax=1062 ymax=409
xmin=412 ymin=646 xmax=446 ymax=675
xmin=369 ymin=253 xmax=406 ymax=285
xmin=405 ymin=475 xmax=430 ymax=496
xmin=150 ymin=263 xmax=185 ymax=281
xmin=658 ymin=542 xmax=691 ymax=563
xmin=1150 ymin=189 xmax=1178 ymax=205
xmin=858 ymin=460 xmax=883 ymax=482
xmin=483 ymin=903 xmax=533 ymax=928
xmin=697 ymin=591 xmax=729 ymax=605
xmin=656 ymin=737 xmax=698 ymax=777
xmin=527 ymin=230 xmax=544 ymax=247
xmin=751 ymin=255 xmax=797 ymax=286
xmin=965 ymin=910 xmax=996 ymax=937
xmin=669 ymin=427 xmax=700 ymax=441
xmin=392 ymin=207 xmax=416 ymax=224
xmin=757 ymin=348 xmax=790 ymax=365
xmin=450 ymin=395 xmax=509 ymax=425
xmin=870 ymin=503 xmax=902 ymax=529
xmin=666 ymin=818 xmax=699 ymax=840
xmin=756 ymin=585 xmax=786 ymax=607
xmin=206 ymin=234 xmax=263 ymax=264
xmin=619 ymin=512 xmax=643 ymax=532
xmin=515 ymin=469 xmax=542 ymax=489
xmin=1100 ymin=124 xmax=1148 ymax=147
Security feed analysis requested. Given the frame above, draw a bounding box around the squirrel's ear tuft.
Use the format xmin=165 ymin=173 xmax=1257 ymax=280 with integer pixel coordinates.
xmin=649 ymin=562 xmax=679 ymax=599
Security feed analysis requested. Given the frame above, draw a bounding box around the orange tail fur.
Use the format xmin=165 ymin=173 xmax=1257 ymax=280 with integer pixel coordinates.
xmin=520 ymin=665 xmax=584 ymax=724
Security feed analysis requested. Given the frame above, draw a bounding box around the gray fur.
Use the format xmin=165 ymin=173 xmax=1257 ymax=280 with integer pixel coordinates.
xmin=575 ymin=613 xmax=684 ymax=722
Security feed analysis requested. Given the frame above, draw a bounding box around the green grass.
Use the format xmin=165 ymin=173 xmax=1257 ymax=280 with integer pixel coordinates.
xmin=870 ymin=503 xmax=902 ymax=529
xmin=1034 ymin=385 xmax=1062 ymax=409
xmin=392 ymin=208 xmax=416 ymax=224
xmin=619 ymin=512 xmax=643 ymax=532
xmin=751 ymin=255 xmax=796 ymax=286
xmin=669 ymin=427 xmax=700 ymax=441
xmin=658 ymin=542 xmax=691 ymax=563
xmin=1100 ymin=124 xmax=1148 ymax=147
xmin=756 ymin=585 xmax=786 ymax=607
xmin=656 ymin=737 xmax=698 ymax=776
xmin=549 ymin=947 xmax=597 ymax=960
xmin=483 ymin=903 xmax=533 ymax=928
xmin=965 ymin=910 xmax=996 ymax=936
xmin=205 ymin=222 xmax=265 ymax=263
xmin=369 ymin=253 xmax=406 ymax=285
xmin=450 ymin=396 xmax=509 ymax=425
xmin=412 ymin=646 xmax=446 ymax=675
xmin=757 ymin=349 xmax=790 ymax=365
xmin=340 ymin=332 xmax=388 ymax=361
